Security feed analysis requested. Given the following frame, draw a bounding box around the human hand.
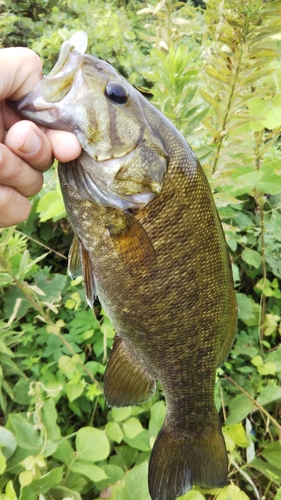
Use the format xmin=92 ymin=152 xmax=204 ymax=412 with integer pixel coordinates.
xmin=0 ymin=47 xmax=82 ymax=228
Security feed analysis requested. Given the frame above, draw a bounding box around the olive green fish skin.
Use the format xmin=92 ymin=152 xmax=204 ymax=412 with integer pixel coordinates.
xmin=15 ymin=32 xmax=237 ymax=500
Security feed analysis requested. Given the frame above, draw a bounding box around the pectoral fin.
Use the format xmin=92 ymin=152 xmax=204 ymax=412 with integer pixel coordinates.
xmin=104 ymin=334 xmax=156 ymax=407
xmin=68 ymin=236 xmax=82 ymax=278
xmin=107 ymin=213 xmax=157 ymax=277
xmin=68 ymin=236 xmax=96 ymax=306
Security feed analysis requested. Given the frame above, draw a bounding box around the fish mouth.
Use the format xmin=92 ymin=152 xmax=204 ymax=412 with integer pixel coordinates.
xmin=14 ymin=31 xmax=89 ymax=120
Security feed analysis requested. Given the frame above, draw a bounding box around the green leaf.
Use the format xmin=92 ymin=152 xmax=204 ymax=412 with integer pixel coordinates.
xmin=76 ymin=427 xmax=110 ymax=462
xmin=178 ymin=491 xmax=205 ymax=500
xmin=225 ymin=394 xmax=256 ymax=425
xmin=115 ymin=462 xmax=150 ymax=500
xmin=274 ymin=488 xmax=281 ymax=500
xmin=0 ymin=449 xmax=6 ymax=474
xmin=19 ymin=468 xmax=62 ymax=500
xmin=258 ymin=362 xmax=276 ymax=375
xmin=0 ymin=427 xmax=17 ymax=459
xmin=223 ymin=423 xmax=249 ymax=448
xmin=251 ymin=355 xmax=263 ymax=367
xmin=262 ymin=105 xmax=281 ymax=129
xmin=122 ymin=418 xmax=143 ymax=439
xmin=49 ymin=486 xmax=82 ymax=500
xmin=41 ymin=399 xmax=61 ymax=443
xmin=52 ymin=439 xmax=75 ymax=466
xmin=70 ymin=460 xmax=108 ymax=482
xmin=241 ymin=249 xmax=261 ymax=269
xmin=111 ymin=407 xmax=132 ymax=422
xmin=250 ymin=457 xmax=281 ymax=483
xmin=37 ymin=190 xmax=66 ymax=222
xmin=66 ymin=380 xmax=85 ymax=402
xmin=6 ymin=414 xmax=42 ymax=451
xmin=215 ymin=484 xmax=250 ymax=500
xmin=262 ymin=443 xmax=281 ymax=471
xmin=96 ymin=464 xmax=125 ymax=490
xmin=149 ymin=401 xmax=166 ymax=438
xmin=4 ymin=480 xmax=18 ymax=500
xmin=257 ymin=382 xmax=281 ymax=406
xmin=106 ymin=421 xmax=124 ymax=444
xmin=236 ymin=293 xmax=259 ymax=326
xmin=123 ymin=430 xmax=151 ymax=452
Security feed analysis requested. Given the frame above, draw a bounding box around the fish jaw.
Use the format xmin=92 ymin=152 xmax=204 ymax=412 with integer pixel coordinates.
xmin=14 ymin=35 xmax=89 ymax=133
xmin=13 ymin=31 xmax=148 ymax=163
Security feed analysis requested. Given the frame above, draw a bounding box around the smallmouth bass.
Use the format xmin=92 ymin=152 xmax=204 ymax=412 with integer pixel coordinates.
xmin=14 ymin=32 xmax=237 ymax=500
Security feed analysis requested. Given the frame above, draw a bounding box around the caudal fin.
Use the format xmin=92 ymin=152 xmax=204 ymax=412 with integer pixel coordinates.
xmin=148 ymin=418 xmax=228 ymax=500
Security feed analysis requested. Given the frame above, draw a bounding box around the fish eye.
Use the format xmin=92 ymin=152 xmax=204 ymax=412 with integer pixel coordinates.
xmin=105 ymin=82 xmax=129 ymax=104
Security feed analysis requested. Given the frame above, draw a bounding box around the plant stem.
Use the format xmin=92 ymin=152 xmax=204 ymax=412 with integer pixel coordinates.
xmin=223 ymin=374 xmax=281 ymax=436
xmin=16 ymin=230 xmax=68 ymax=260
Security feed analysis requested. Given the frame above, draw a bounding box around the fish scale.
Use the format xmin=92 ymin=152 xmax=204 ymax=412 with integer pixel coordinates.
xmin=14 ymin=31 xmax=237 ymax=500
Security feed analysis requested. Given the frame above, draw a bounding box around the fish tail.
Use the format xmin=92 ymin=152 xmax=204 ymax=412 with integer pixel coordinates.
xmin=148 ymin=416 xmax=228 ymax=500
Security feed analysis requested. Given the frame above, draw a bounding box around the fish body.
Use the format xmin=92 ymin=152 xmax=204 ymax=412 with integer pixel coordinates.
xmin=15 ymin=32 xmax=237 ymax=500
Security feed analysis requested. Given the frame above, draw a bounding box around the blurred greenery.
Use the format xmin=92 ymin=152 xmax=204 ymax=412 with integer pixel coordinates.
xmin=1 ymin=0 xmax=281 ymax=499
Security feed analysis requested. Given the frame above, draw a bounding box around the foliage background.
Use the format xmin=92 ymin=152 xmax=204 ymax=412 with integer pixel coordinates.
xmin=0 ymin=0 xmax=281 ymax=499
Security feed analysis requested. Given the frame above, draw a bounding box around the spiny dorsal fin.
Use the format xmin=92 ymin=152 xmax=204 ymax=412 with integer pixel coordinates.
xmin=107 ymin=213 xmax=157 ymax=277
xmin=104 ymin=334 xmax=156 ymax=407
xmin=68 ymin=236 xmax=96 ymax=306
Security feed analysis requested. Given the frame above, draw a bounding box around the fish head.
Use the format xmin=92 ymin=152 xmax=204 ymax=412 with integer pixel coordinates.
xmin=15 ymin=32 xmax=156 ymax=161
xmin=14 ymin=32 xmax=168 ymax=209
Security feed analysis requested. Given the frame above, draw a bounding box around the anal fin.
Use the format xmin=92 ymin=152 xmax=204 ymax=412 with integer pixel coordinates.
xmin=104 ymin=334 xmax=156 ymax=407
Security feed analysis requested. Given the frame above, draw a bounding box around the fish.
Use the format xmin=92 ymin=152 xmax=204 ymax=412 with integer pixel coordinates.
xmin=14 ymin=32 xmax=237 ymax=500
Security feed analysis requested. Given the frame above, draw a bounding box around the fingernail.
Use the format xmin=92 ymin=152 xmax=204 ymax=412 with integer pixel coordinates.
xmin=20 ymin=129 xmax=41 ymax=155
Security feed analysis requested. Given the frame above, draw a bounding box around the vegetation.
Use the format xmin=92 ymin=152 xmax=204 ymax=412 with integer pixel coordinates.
xmin=0 ymin=0 xmax=281 ymax=499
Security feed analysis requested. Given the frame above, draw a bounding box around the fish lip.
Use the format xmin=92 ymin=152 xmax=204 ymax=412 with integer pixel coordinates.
xmin=15 ymin=86 xmax=43 ymax=111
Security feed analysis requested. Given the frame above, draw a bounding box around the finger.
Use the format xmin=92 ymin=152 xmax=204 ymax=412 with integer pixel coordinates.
xmin=0 ymin=185 xmax=31 ymax=228
xmin=0 ymin=143 xmax=43 ymax=197
xmin=45 ymin=129 xmax=82 ymax=162
xmin=5 ymin=121 xmax=54 ymax=172
xmin=1 ymin=48 xmax=42 ymax=101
